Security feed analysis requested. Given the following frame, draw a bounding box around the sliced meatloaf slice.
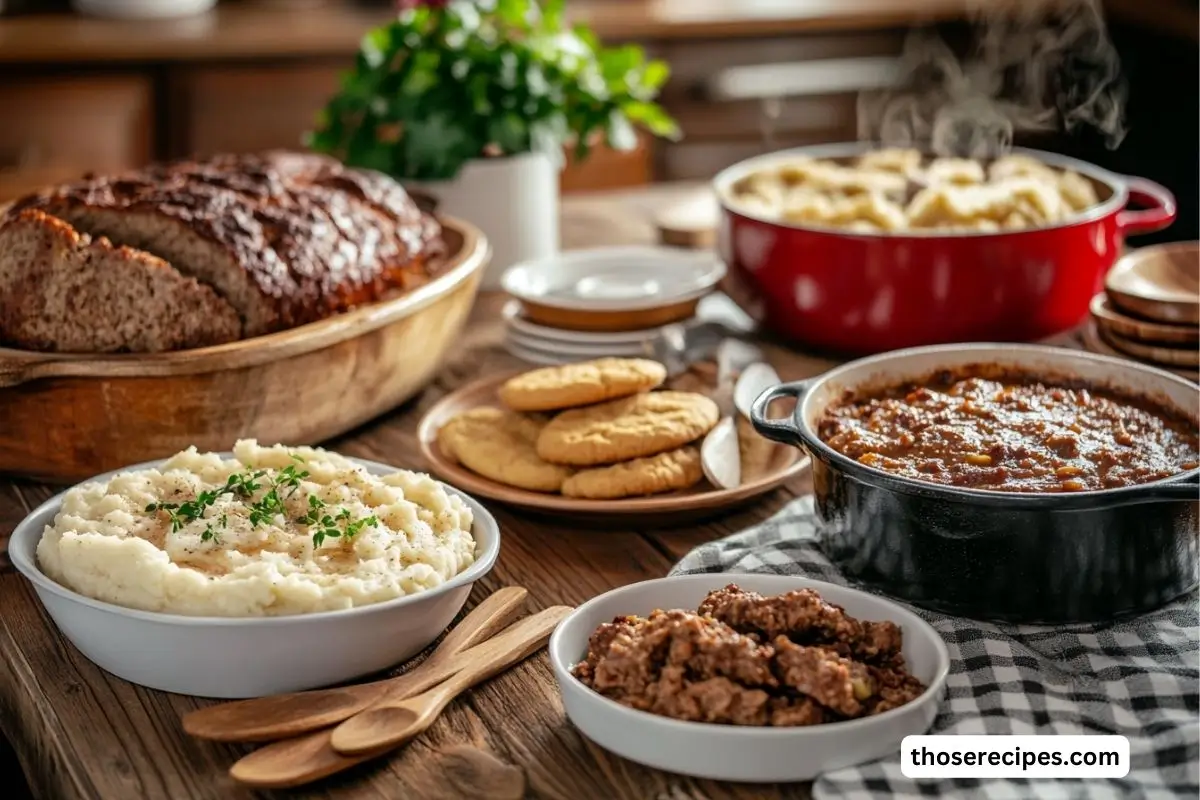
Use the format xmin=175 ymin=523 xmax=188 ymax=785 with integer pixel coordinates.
xmin=0 ymin=210 xmax=241 ymax=353
xmin=9 ymin=151 xmax=445 ymax=337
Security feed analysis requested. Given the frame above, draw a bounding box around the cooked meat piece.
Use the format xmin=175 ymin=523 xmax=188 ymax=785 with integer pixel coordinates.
xmin=699 ymin=584 xmax=902 ymax=661
xmin=865 ymin=664 xmax=928 ymax=715
xmin=0 ymin=209 xmax=240 ymax=353
xmin=581 ymin=609 xmax=777 ymax=700
xmin=574 ymin=615 xmax=642 ymax=687
xmin=768 ymin=695 xmax=829 ymax=726
xmin=646 ymin=667 xmax=773 ymax=725
xmin=5 ymin=151 xmax=444 ymax=340
xmin=772 ymin=637 xmax=874 ymax=717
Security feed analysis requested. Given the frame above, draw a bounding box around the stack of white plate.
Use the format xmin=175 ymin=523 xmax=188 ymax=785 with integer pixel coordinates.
xmin=499 ymin=247 xmax=750 ymax=365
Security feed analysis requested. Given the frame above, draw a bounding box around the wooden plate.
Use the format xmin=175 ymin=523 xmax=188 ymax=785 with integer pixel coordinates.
xmin=1106 ymin=242 xmax=1200 ymax=325
xmin=1082 ymin=321 xmax=1200 ymax=382
xmin=417 ymin=373 xmax=810 ymax=527
xmin=1090 ymin=292 xmax=1199 ymax=345
xmin=1098 ymin=326 xmax=1198 ymax=369
xmin=0 ymin=217 xmax=489 ymax=483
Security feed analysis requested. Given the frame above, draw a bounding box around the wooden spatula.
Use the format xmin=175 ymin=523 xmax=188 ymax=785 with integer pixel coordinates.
xmin=182 ymin=586 xmax=528 ymax=742
xmin=228 ymin=606 xmax=572 ymax=789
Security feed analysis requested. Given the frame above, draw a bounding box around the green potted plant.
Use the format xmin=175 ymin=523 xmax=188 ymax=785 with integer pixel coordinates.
xmin=308 ymin=0 xmax=679 ymax=287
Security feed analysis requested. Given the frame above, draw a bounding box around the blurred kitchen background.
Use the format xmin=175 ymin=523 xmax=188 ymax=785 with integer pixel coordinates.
xmin=0 ymin=0 xmax=1195 ymax=242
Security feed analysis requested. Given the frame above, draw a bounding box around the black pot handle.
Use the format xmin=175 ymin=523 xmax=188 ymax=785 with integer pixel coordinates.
xmin=1095 ymin=472 xmax=1199 ymax=507
xmin=750 ymin=379 xmax=813 ymax=445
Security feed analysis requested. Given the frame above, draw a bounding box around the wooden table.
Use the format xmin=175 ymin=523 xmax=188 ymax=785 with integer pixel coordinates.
xmin=0 ymin=185 xmax=842 ymax=800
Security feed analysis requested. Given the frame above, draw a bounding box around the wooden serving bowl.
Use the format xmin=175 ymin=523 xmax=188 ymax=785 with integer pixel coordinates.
xmin=1106 ymin=242 xmax=1200 ymax=325
xmin=0 ymin=216 xmax=489 ymax=483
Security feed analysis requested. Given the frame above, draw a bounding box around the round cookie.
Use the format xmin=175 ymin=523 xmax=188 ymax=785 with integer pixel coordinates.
xmin=537 ymin=391 xmax=720 ymax=467
xmin=438 ymin=407 xmax=574 ymax=492
xmin=562 ymin=447 xmax=704 ymax=499
xmin=499 ymin=358 xmax=667 ymax=412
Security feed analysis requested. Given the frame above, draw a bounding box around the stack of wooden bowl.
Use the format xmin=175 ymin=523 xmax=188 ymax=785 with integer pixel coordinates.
xmin=498 ymin=246 xmax=732 ymax=365
xmin=1084 ymin=242 xmax=1199 ymax=382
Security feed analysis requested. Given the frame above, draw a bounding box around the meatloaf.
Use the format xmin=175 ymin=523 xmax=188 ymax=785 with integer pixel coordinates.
xmin=0 ymin=151 xmax=445 ymax=353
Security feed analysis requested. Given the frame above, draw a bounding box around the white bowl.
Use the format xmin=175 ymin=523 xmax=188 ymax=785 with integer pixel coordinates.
xmin=9 ymin=456 xmax=500 ymax=699
xmin=549 ymin=574 xmax=949 ymax=783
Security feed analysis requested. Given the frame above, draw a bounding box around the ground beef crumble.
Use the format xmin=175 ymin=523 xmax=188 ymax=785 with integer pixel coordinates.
xmin=572 ymin=584 xmax=927 ymax=727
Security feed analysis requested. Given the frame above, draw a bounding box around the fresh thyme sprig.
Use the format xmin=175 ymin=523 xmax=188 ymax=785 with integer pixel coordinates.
xmin=146 ymin=461 xmax=311 ymax=538
xmin=144 ymin=455 xmax=375 ymax=548
xmin=297 ymin=494 xmax=378 ymax=548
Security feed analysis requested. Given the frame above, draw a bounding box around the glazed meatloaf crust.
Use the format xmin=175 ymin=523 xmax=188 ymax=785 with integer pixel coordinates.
xmin=0 ymin=151 xmax=445 ymax=352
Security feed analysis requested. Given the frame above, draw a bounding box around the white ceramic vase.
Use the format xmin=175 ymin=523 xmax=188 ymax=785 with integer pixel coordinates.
xmin=408 ymin=152 xmax=559 ymax=290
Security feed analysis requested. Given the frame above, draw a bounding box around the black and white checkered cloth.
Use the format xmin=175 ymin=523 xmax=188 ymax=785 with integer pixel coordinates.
xmin=670 ymin=495 xmax=1200 ymax=799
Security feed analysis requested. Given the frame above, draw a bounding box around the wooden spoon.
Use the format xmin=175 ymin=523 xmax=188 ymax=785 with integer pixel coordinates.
xmin=228 ymin=605 xmax=572 ymax=789
xmin=182 ymin=586 xmax=528 ymax=742
xmin=329 ymin=604 xmax=571 ymax=756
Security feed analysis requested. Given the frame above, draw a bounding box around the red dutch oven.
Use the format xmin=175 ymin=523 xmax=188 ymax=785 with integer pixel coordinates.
xmin=714 ymin=143 xmax=1178 ymax=356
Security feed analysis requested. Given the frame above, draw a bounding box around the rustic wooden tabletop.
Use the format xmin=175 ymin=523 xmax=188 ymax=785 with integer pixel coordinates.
xmin=0 ymin=184 xmax=852 ymax=800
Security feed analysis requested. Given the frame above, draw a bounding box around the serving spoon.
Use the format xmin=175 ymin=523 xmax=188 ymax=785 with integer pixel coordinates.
xmin=228 ymin=606 xmax=572 ymax=789
xmin=182 ymin=586 xmax=528 ymax=742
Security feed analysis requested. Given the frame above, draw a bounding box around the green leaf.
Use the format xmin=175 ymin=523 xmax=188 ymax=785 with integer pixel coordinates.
xmin=489 ymin=113 xmax=528 ymax=154
xmin=622 ymin=100 xmax=680 ymax=139
xmin=641 ymin=60 xmax=670 ymax=90
xmin=360 ymin=26 xmax=393 ymax=70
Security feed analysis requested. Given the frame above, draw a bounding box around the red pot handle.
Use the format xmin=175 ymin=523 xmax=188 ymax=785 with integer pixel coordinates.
xmin=1116 ymin=175 xmax=1177 ymax=236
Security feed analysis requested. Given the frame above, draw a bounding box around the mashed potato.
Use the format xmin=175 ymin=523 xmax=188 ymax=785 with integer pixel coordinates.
xmin=37 ymin=441 xmax=477 ymax=617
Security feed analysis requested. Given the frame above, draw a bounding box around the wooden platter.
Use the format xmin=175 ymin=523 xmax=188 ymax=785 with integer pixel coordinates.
xmin=0 ymin=217 xmax=490 ymax=484
xmin=417 ymin=373 xmax=809 ymax=527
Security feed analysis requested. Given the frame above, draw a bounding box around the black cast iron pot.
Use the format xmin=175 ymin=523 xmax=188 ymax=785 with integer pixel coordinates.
xmin=750 ymin=343 xmax=1200 ymax=624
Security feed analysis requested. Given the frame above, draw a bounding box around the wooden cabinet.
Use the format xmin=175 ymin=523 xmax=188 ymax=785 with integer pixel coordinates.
xmin=655 ymin=32 xmax=905 ymax=179
xmin=0 ymin=75 xmax=152 ymax=202
xmin=0 ymin=19 xmax=911 ymax=197
xmin=168 ymin=63 xmax=651 ymax=193
xmin=169 ymin=62 xmax=343 ymax=155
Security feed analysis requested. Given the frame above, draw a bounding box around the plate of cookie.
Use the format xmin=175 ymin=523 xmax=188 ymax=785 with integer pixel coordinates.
xmin=418 ymin=358 xmax=809 ymax=525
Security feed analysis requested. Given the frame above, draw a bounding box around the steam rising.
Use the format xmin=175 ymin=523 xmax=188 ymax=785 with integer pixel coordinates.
xmin=858 ymin=0 xmax=1127 ymax=158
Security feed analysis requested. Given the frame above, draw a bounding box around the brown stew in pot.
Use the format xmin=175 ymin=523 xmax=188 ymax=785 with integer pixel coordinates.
xmin=817 ymin=366 xmax=1200 ymax=493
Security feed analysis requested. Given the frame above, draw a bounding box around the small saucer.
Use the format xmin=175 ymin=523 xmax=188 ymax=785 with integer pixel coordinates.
xmin=504 ymin=329 xmax=650 ymax=359
xmin=502 ymin=246 xmax=725 ymax=332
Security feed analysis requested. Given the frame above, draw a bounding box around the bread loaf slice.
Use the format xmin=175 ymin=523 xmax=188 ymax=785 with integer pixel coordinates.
xmin=0 ymin=210 xmax=241 ymax=353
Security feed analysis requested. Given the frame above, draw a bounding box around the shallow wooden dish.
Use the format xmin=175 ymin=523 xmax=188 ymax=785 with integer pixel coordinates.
xmin=1097 ymin=325 xmax=1199 ymax=369
xmin=1106 ymin=242 xmax=1200 ymax=325
xmin=0 ymin=216 xmax=489 ymax=483
xmin=417 ymin=373 xmax=809 ymax=527
xmin=1081 ymin=321 xmax=1199 ymax=383
xmin=519 ymin=297 xmax=701 ymax=333
xmin=1090 ymin=292 xmax=1199 ymax=345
